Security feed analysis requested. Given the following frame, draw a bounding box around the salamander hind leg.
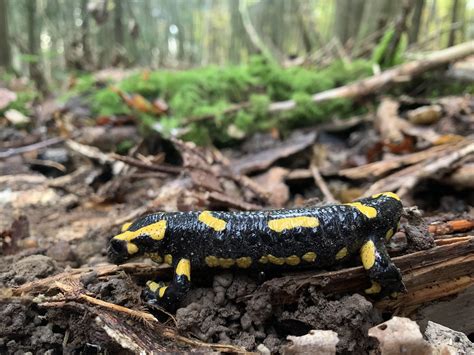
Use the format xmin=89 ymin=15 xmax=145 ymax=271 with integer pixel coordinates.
xmin=143 ymin=258 xmax=191 ymax=312
xmin=360 ymin=238 xmax=406 ymax=298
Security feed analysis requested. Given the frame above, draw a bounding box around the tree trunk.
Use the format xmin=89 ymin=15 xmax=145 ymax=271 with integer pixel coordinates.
xmin=229 ymin=0 xmax=243 ymax=63
xmin=294 ymin=1 xmax=313 ymax=54
xmin=169 ymin=0 xmax=185 ymax=62
xmin=408 ymin=0 xmax=425 ymax=44
xmin=26 ymin=0 xmax=47 ymax=94
xmin=0 ymin=0 xmax=11 ymax=69
xmin=81 ymin=0 xmax=93 ymax=67
xmin=346 ymin=0 xmax=365 ymax=48
xmin=239 ymin=0 xmax=277 ymax=64
xmin=334 ymin=0 xmax=350 ymax=45
xmin=448 ymin=0 xmax=460 ymax=47
xmin=114 ymin=0 xmax=124 ymax=47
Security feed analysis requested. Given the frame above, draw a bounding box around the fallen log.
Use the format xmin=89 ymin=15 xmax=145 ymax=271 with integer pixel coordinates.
xmin=268 ymin=41 xmax=474 ymax=113
xmin=185 ymin=41 xmax=474 ymax=125
xmin=246 ymin=236 xmax=474 ymax=315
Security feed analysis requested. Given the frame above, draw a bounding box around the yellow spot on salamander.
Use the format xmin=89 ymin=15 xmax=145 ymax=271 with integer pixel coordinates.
xmin=285 ymin=255 xmax=300 ymax=266
xmin=365 ymin=281 xmax=381 ymax=294
xmin=268 ymin=216 xmax=319 ymax=232
xmin=176 ymin=259 xmax=191 ymax=281
xmin=145 ymin=253 xmax=163 ymax=263
xmin=121 ymin=222 xmax=132 ymax=232
xmin=164 ymin=254 xmax=173 ymax=265
xmin=236 ymin=257 xmax=252 ymax=268
xmin=198 ymin=211 xmax=227 ymax=231
xmin=335 ymin=247 xmax=348 ymax=260
xmin=345 ymin=202 xmax=377 ymax=218
xmin=302 ymin=252 xmax=317 ymax=262
xmin=146 ymin=281 xmax=160 ymax=293
xmin=385 ymin=228 xmax=394 ymax=241
xmin=360 ymin=240 xmax=376 ymax=269
xmin=219 ymin=258 xmax=235 ymax=268
xmin=127 ymin=243 xmax=139 ymax=254
xmin=258 ymin=256 xmax=268 ymax=264
xmin=205 ymin=256 xmax=219 ymax=267
xmin=267 ymin=254 xmax=285 ymax=265
xmin=114 ymin=220 xmax=167 ymax=241
xmin=372 ymin=192 xmax=401 ymax=201
xmin=158 ymin=286 xmax=168 ymax=298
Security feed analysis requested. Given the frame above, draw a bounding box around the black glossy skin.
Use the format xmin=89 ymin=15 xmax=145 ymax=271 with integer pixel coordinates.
xmin=108 ymin=193 xmax=404 ymax=311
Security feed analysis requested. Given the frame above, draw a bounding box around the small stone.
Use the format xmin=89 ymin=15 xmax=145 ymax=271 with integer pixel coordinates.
xmin=257 ymin=344 xmax=271 ymax=355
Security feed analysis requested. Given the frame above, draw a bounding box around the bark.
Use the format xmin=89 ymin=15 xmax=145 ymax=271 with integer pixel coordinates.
xmin=408 ymin=0 xmax=425 ymax=44
xmin=114 ymin=0 xmax=124 ymax=47
xmin=0 ymin=0 xmax=10 ymax=69
xmin=334 ymin=0 xmax=351 ymax=45
xmin=294 ymin=1 xmax=313 ymax=54
xmin=448 ymin=0 xmax=460 ymax=47
xmin=26 ymin=0 xmax=47 ymax=94
xmin=80 ymin=0 xmax=93 ymax=66
xmin=228 ymin=0 xmax=253 ymax=62
xmin=248 ymin=236 xmax=474 ymax=313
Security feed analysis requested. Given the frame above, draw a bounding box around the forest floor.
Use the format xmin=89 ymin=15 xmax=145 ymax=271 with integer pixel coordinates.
xmin=1 ymin=62 xmax=474 ymax=354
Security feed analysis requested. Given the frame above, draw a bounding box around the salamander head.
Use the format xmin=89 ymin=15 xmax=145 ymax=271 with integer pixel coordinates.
xmin=108 ymin=216 xmax=167 ymax=264
xmin=352 ymin=192 xmax=403 ymax=237
xmin=369 ymin=191 xmax=403 ymax=236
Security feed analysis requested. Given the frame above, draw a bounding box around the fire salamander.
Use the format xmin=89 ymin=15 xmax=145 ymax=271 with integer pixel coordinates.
xmin=108 ymin=192 xmax=405 ymax=311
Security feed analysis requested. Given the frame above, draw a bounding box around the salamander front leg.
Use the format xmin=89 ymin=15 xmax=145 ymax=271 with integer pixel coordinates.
xmin=360 ymin=238 xmax=406 ymax=297
xmin=143 ymin=258 xmax=191 ymax=312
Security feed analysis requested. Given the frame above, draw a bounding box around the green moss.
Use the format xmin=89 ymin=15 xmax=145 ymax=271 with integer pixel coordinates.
xmin=1 ymin=91 xmax=37 ymax=116
xmin=91 ymin=88 xmax=130 ymax=117
xmin=76 ymin=56 xmax=391 ymax=145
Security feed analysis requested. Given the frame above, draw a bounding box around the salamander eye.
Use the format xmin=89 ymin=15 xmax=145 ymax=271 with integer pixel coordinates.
xmin=108 ymin=238 xmax=129 ymax=264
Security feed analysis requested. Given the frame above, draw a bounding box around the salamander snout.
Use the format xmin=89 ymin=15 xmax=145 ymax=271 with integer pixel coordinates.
xmin=108 ymin=238 xmax=130 ymax=264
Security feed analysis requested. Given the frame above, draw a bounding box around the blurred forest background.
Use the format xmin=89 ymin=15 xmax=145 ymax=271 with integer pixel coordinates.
xmin=0 ymin=0 xmax=473 ymax=86
xmin=0 ymin=0 xmax=473 ymax=145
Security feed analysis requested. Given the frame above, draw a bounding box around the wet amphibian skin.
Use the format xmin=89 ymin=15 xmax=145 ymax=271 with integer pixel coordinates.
xmin=108 ymin=192 xmax=405 ymax=311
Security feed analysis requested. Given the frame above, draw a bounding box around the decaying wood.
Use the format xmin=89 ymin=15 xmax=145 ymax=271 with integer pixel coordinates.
xmin=231 ymin=130 xmax=316 ymax=175
xmin=247 ymin=237 xmax=474 ymax=315
xmin=429 ymin=219 xmax=474 ymax=235
xmin=446 ymin=162 xmax=474 ymax=188
xmin=375 ymin=97 xmax=410 ymax=144
xmin=417 ymin=286 xmax=474 ymax=336
xmin=365 ymin=139 xmax=474 ymax=197
xmin=35 ymin=280 xmax=245 ymax=353
xmin=339 ymin=141 xmax=463 ymax=180
xmin=11 ymin=262 xmax=168 ymax=296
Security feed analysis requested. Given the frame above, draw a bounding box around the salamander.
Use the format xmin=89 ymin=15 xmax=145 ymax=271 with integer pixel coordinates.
xmin=108 ymin=192 xmax=405 ymax=311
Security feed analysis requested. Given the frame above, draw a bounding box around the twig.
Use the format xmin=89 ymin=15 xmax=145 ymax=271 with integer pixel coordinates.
xmin=310 ymin=163 xmax=336 ymax=203
xmin=0 ymin=136 xmax=64 ymax=159
xmin=110 ymin=153 xmax=182 ymax=175
xmin=429 ymin=220 xmax=474 ymax=236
